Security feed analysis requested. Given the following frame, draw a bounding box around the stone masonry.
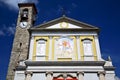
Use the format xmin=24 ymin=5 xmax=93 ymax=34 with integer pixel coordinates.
xmin=6 ymin=3 xmax=37 ymax=80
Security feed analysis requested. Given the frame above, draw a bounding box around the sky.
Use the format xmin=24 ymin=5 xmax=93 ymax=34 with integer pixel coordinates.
xmin=0 ymin=0 xmax=120 ymax=80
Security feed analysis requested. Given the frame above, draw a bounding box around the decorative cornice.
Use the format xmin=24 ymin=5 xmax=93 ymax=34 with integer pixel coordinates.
xmin=18 ymin=3 xmax=37 ymax=14
xmin=15 ymin=66 xmax=26 ymax=71
xmin=104 ymin=66 xmax=115 ymax=70
xmin=29 ymin=28 xmax=99 ymax=32
xmin=25 ymin=61 xmax=105 ymax=66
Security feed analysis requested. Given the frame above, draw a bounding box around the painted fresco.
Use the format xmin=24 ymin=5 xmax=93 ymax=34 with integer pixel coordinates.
xmin=55 ymin=37 xmax=74 ymax=58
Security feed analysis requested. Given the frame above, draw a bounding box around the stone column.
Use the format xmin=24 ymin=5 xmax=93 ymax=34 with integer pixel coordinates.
xmin=46 ymin=72 xmax=53 ymax=80
xmin=98 ymin=71 xmax=105 ymax=80
xmin=25 ymin=71 xmax=33 ymax=80
xmin=77 ymin=72 xmax=84 ymax=80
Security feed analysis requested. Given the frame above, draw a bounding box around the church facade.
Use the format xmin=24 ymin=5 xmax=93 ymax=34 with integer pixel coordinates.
xmin=6 ymin=3 xmax=116 ymax=80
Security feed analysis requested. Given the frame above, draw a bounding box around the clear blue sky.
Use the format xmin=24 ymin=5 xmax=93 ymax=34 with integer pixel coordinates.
xmin=0 ymin=0 xmax=120 ymax=80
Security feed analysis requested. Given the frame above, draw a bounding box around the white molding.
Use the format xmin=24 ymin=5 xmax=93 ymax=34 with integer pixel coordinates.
xmin=32 ymin=32 xmax=97 ymax=36
xmin=14 ymin=71 xmax=25 ymax=80
xmin=15 ymin=71 xmax=25 ymax=73
xmin=106 ymin=71 xmax=115 ymax=74
xmin=26 ymin=66 xmax=104 ymax=72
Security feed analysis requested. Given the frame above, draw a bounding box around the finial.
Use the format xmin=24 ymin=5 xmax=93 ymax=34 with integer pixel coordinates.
xmin=108 ymin=56 xmax=112 ymax=61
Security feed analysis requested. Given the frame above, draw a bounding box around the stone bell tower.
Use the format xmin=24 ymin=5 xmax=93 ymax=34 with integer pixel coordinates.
xmin=6 ymin=3 xmax=37 ymax=80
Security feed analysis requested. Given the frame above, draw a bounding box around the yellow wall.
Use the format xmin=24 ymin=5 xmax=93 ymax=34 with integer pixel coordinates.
xmin=32 ymin=36 xmax=97 ymax=61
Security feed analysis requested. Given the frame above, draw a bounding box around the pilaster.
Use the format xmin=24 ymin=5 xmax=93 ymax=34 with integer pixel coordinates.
xmin=48 ymin=36 xmax=53 ymax=60
xmin=76 ymin=36 xmax=81 ymax=60
xmin=28 ymin=36 xmax=34 ymax=60
xmin=94 ymin=35 xmax=102 ymax=60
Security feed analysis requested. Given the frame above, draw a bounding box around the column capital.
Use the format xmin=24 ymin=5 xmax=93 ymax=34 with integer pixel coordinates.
xmin=94 ymin=35 xmax=99 ymax=40
xmin=30 ymin=36 xmax=34 ymax=39
xmin=49 ymin=36 xmax=53 ymax=39
xmin=46 ymin=71 xmax=53 ymax=76
xmin=75 ymin=36 xmax=80 ymax=39
xmin=77 ymin=71 xmax=84 ymax=76
xmin=98 ymin=71 xmax=106 ymax=76
xmin=94 ymin=35 xmax=98 ymax=37
xmin=25 ymin=71 xmax=33 ymax=76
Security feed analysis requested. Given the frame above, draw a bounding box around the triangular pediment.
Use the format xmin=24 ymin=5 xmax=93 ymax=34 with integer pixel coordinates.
xmin=46 ymin=22 xmax=82 ymax=29
xmin=30 ymin=16 xmax=99 ymax=31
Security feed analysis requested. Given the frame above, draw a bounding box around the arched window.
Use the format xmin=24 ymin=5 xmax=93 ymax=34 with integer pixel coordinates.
xmin=36 ymin=39 xmax=47 ymax=60
xmin=36 ymin=39 xmax=47 ymax=56
xmin=21 ymin=8 xmax=28 ymax=21
xmin=82 ymin=38 xmax=93 ymax=56
xmin=53 ymin=74 xmax=78 ymax=80
xmin=82 ymin=38 xmax=95 ymax=61
xmin=53 ymin=77 xmax=77 ymax=80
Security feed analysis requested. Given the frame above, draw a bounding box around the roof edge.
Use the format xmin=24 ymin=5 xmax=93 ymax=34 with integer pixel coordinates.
xmin=18 ymin=3 xmax=37 ymax=14
xmin=33 ymin=16 xmax=99 ymax=29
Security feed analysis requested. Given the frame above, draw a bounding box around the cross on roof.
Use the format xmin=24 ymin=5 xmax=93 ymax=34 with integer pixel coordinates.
xmin=61 ymin=7 xmax=67 ymax=16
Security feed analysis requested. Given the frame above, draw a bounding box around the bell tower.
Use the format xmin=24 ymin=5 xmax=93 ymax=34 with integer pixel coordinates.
xmin=6 ymin=3 xmax=37 ymax=80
